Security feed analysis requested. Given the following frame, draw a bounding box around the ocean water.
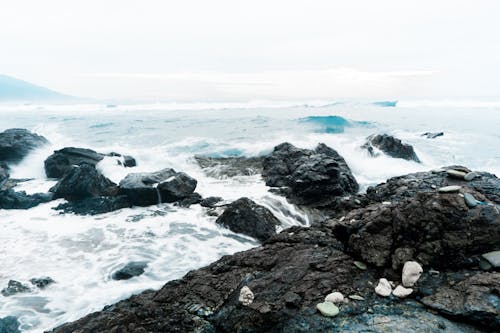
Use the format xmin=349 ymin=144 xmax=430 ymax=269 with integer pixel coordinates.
xmin=0 ymin=101 xmax=499 ymax=332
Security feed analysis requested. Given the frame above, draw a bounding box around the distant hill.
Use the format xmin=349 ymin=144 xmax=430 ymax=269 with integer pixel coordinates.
xmin=0 ymin=74 xmax=74 ymax=102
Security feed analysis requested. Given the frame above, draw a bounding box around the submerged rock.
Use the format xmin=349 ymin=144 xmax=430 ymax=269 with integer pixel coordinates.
xmin=111 ymin=262 xmax=148 ymax=280
xmin=0 ymin=128 xmax=48 ymax=164
xmin=54 ymin=195 xmax=132 ymax=215
xmin=0 ymin=316 xmax=20 ymax=333
xmin=1 ymin=280 xmax=30 ymax=297
xmin=200 ymin=196 xmax=224 ymax=208
xmin=215 ymin=197 xmax=280 ymax=242
xmin=262 ymin=142 xmax=359 ymax=205
xmin=194 ymin=155 xmax=264 ymax=178
xmin=362 ymin=134 xmax=420 ymax=162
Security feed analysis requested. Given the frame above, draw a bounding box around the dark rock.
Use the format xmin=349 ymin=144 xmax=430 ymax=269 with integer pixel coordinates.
xmin=0 ymin=189 xmax=53 ymax=209
xmin=200 ymin=196 xmax=223 ymax=208
xmin=111 ymin=262 xmax=148 ymax=280
xmin=0 ymin=162 xmax=9 ymax=185
xmin=362 ymin=134 xmax=420 ymax=162
xmin=262 ymin=142 xmax=359 ymax=205
xmin=421 ymin=272 xmax=499 ymax=330
xmin=30 ymin=277 xmax=55 ymax=289
xmin=1 ymin=280 xmax=30 ymax=297
xmin=50 ymin=163 xmax=119 ymax=201
xmin=54 ymin=195 xmax=131 ymax=215
xmin=176 ymin=193 xmax=203 ymax=208
xmin=215 ymin=197 xmax=280 ymax=242
xmin=0 ymin=316 xmax=20 ymax=333
xmin=194 ymin=155 xmax=264 ymax=178
xmin=0 ymin=128 xmax=48 ymax=164
xmin=44 ymin=147 xmax=136 ymax=179
xmin=422 ymin=132 xmax=444 ymax=139
xmin=119 ymin=168 xmax=176 ymax=206
xmin=157 ymin=172 xmax=197 ymax=202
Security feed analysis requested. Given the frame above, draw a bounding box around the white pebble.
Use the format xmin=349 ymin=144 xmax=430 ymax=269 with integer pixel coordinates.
xmin=375 ymin=278 xmax=392 ymax=297
xmin=325 ymin=291 xmax=344 ymax=303
xmin=392 ymin=285 xmax=413 ymax=298
xmin=239 ymin=286 xmax=254 ymax=306
xmin=402 ymin=261 xmax=423 ymax=287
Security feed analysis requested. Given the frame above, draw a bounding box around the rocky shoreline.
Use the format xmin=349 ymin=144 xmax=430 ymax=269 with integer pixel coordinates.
xmin=0 ymin=128 xmax=499 ymax=332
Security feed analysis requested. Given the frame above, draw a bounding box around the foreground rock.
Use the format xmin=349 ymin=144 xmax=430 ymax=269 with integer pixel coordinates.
xmin=195 ymin=155 xmax=264 ymax=178
xmin=262 ymin=143 xmax=359 ymax=206
xmin=362 ymin=134 xmax=420 ymax=162
xmin=216 ymin=197 xmax=280 ymax=242
xmin=50 ymin=167 xmax=499 ymax=333
xmin=0 ymin=189 xmax=53 ymax=209
xmin=44 ymin=147 xmax=136 ymax=178
xmin=0 ymin=128 xmax=48 ymax=164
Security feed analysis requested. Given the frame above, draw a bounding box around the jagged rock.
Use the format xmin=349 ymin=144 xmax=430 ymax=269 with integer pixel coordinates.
xmin=0 ymin=128 xmax=48 ymax=164
xmin=0 ymin=189 xmax=53 ymax=209
xmin=50 ymin=163 xmax=119 ymax=200
xmin=30 ymin=277 xmax=55 ymax=289
xmin=111 ymin=262 xmax=148 ymax=280
xmin=262 ymin=142 xmax=359 ymax=205
xmin=362 ymin=134 xmax=420 ymax=162
xmin=54 ymin=195 xmax=132 ymax=215
xmin=215 ymin=197 xmax=280 ymax=242
xmin=0 ymin=316 xmax=20 ymax=333
xmin=44 ymin=147 xmax=136 ymax=178
xmin=194 ymin=155 xmax=264 ymax=178
xmin=402 ymin=261 xmax=423 ymax=287
xmin=1 ymin=280 xmax=30 ymax=297
xmin=157 ymin=172 xmax=197 ymax=202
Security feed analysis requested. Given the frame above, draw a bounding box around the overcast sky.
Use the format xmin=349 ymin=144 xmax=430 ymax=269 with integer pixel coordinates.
xmin=1 ymin=0 xmax=499 ymax=102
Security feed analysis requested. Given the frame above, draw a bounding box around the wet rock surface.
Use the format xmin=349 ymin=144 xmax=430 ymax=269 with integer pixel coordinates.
xmin=215 ymin=197 xmax=280 ymax=242
xmin=49 ymin=167 xmax=500 ymax=333
xmin=1 ymin=280 xmax=30 ymax=297
xmin=0 ymin=128 xmax=48 ymax=164
xmin=54 ymin=195 xmax=132 ymax=215
xmin=111 ymin=262 xmax=148 ymax=280
xmin=195 ymin=155 xmax=264 ymax=178
xmin=0 ymin=189 xmax=53 ymax=209
xmin=362 ymin=134 xmax=420 ymax=162
xmin=262 ymin=142 xmax=359 ymax=205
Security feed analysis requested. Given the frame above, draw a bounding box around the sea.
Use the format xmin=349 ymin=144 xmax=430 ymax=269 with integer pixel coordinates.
xmin=0 ymin=100 xmax=499 ymax=332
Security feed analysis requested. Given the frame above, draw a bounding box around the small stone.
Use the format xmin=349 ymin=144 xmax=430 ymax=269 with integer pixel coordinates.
xmin=446 ymin=169 xmax=467 ymax=179
xmin=392 ymin=285 xmax=413 ymax=298
xmin=481 ymin=250 xmax=500 ymax=268
xmin=348 ymin=294 xmax=365 ymax=301
xmin=464 ymin=172 xmax=479 ymax=181
xmin=402 ymin=261 xmax=423 ymax=287
xmin=316 ymin=301 xmax=339 ymax=317
xmin=375 ymin=278 xmax=392 ymax=297
xmin=239 ymin=286 xmax=254 ymax=306
xmin=325 ymin=291 xmax=344 ymax=303
xmin=353 ymin=261 xmax=367 ymax=270
xmin=112 ymin=261 xmax=148 ymax=280
xmin=479 ymin=258 xmax=492 ymax=271
xmin=438 ymin=185 xmax=461 ymax=193
xmin=29 ymin=277 xmax=55 ymax=289
xmin=463 ymin=193 xmax=479 ymax=208
xmin=1 ymin=280 xmax=30 ymax=297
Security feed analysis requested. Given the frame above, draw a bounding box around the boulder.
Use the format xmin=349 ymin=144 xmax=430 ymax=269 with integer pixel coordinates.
xmin=111 ymin=262 xmax=148 ymax=280
xmin=0 ymin=128 xmax=48 ymax=164
xmin=194 ymin=155 xmax=264 ymax=178
xmin=362 ymin=134 xmax=420 ymax=162
xmin=50 ymin=163 xmax=119 ymax=200
xmin=54 ymin=195 xmax=132 ymax=215
xmin=215 ymin=197 xmax=280 ymax=242
xmin=1 ymin=280 xmax=30 ymax=297
xmin=0 ymin=316 xmax=20 ymax=333
xmin=157 ymin=172 xmax=197 ymax=202
xmin=44 ymin=147 xmax=136 ymax=178
xmin=262 ymin=142 xmax=359 ymax=205
xmin=0 ymin=189 xmax=53 ymax=209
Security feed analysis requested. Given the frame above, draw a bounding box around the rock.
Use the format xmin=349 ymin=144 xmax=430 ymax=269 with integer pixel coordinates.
xmin=481 ymin=251 xmax=500 ymax=268
xmin=1 ymin=280 xmax=30 ymax=297
xmin=362 ymin=134 xmax=420 ymax=162
xmin=50 ymin=163 xmax=119 ymax=200
xmin=44 ymin=147 xmax=136 ymax=178
xmin=375 ymin=278 xmax=392 ymax=297
xmin=446 ymin=169 xmax=467 ymax=179
xmin=464 ymin=172 xmax=479 ymax=181
xmin=0 ymin=189 xmax=53 ymax=209
xmin=156 ymin=172 xmax=197 ymax=202
xmin=54 ymin=195 xmax=132 ymax=215
xmin=194 ymin=155 xmax=264 ymax=178
xmin=464 ymin=193 xmax=479 ymax=208
xmin=316 ymin=301 xmax=339 ymax=317
xmin=262 ymin=142 xmax=359 ymax=205
xmin=438 ymin=185 xmax=461 ymax=193
xmin=348 ymin=294 xmax=365 ymax=301
xmin=30 ymin=277 xmax=55 ymax=289
xmin=176 ymin=193 xmax=203 ymax=208
xmin=392 ymin=285 xmax=413 ymax=298
xmin=421 ymin=272 xmax=499 ymax=330
xmin=421 ymin=132 xmax=444 ymax=139
xmin=111 ymin=261 xmax=148 ymax=280
xmin=200 ymin=196 xmax=223 ymax=208
xmin=238 ymin=286 xmax=254 ymax=306
xmin=119 ymin=168 xmax=176 ymax=206
xmin=215 ymin=197 xmax=280 ymax=242
xmin=0 ymin=163 xmax=9 ymax=184
xmin=0 ymin=316 xmax=20 ymax=333
xmin=325 ymin=291 xmax=344 ymax=303
xmin=353 ymin=261 xmax=367 ymax=270
xmin=0 ymin=128 xmax=48 ymax=164
xmin=402 ymin=261 xmax=423 ymax=287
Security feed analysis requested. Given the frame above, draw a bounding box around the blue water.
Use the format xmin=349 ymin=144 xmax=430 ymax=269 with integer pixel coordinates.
xmin=0 ymin=101 xmax=499 ymax=332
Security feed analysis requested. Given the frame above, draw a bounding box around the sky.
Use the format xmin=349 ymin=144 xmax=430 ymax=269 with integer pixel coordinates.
xmin=1 ymin=0 xmax=500 ymax=102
